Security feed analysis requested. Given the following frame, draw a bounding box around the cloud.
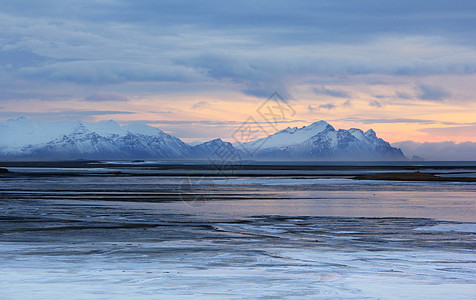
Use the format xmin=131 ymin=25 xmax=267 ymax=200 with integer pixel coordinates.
xmin=179 ymin=35 xmax=476 ymax=97
xmin=319 ymin=103 xmax=336 ymax=110
xmin=16 ymin=61 xmax=204 ymax=85
xmin=313 ymin=87 xmax=349 ymax=98
xmin=130 ymin=119 xmax=305 ymax=126
xmin=416 ymin=84 xmax=450 ymax=101
xmin=0 ymin=110 xmax=135 ymax=122
xmin=84 ymin=92 xmax=129 ymax=102
xmin=418 ymin=125 xmax=476 ymax=137
xmin=0 ymin=1 xmax=476 ymax=103
xmin=369 ymin=100 xmax=382 ymax=108
xmin=0 ymin=91 xmax=67 ymax=102
xmin=338 ymin=118 xmax=436 ymax=125
xmin=150 ymin=110 xmax=173 ymax=114
xmin=0 ymin=49 xmax=47 ymax=68
xmin=191 ymin=101 xmax=210 ymax=110
xmin=392 ymin=141 xmax=476 ymax=161
xmin=0 ymin=110 xmax=134 ymax=116
xmin=307 ymin=103 xmax=336 ymax=112
xmin=395 ymin=91 xmax=412 ymax=100
xmin=338 ymin=118 xmax=476 ymax=126
xmin=4 ymin=1 xmax=475 ymax=46
xmin=308 ymin=100 xmax=350 ymax=112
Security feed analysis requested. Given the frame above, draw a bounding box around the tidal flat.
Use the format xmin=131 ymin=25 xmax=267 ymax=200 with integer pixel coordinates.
xmin=1 ymin=161 xmax=475 ymax=299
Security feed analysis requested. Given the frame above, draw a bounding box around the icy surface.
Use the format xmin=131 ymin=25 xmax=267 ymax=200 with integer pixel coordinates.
xmin=414 ymin=224 xmax=476 ymax=233
xmin=0 ymin=167 xmax=475 ymax=298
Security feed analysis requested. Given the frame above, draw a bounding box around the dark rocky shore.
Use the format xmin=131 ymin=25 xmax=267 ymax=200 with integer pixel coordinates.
xmin=355 ymin=171 xmax=476 ymax=182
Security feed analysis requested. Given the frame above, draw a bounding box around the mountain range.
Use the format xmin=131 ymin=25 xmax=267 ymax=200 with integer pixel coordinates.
xmin=0 ymin=117 xmax=406 ymax=161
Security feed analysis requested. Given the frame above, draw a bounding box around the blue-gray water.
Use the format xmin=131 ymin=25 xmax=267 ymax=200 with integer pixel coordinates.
xmin=0 ymin=161 xmax=475 ymax=299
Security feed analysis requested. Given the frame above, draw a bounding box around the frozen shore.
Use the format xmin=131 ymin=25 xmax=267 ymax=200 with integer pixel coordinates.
xmin=0 ymin=164 xmax=475 ymax=298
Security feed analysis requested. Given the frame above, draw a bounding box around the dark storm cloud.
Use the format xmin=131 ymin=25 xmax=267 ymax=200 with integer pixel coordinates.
xmin=1 ymin=0 xmax=476 ymax=98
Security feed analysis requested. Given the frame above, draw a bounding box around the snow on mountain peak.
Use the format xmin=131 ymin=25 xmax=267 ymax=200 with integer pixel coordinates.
xmin=0 ymin=118 xmax=405 ymax=160
xmin=7 ymin=116 xmax=32 ymax=124
xmin=243 ymin=120 xmax=334 ymax=149
xmin=365 ymin=129 xmax=377 ymax=137
xmin=306 ymin=120 xmax=331 ymax=129
xmin=4 ymin=117 xmax=37 ymax=131
xmin=0 ymin=118 xmax=168 ymax=151
xmin=207 ymin=138 xmax=224 ymax=144
xmin=1 ymin=117 xmax=51 ymax=149
xmin=124 ymin=122 xmax=163 ymax=135
xmin=348 ymin=128 xmax=365 ymax=140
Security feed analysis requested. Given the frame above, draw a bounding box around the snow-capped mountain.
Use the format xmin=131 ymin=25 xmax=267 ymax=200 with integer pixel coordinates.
xmin=239 ymin=120 xmax=406 ymax=160
xmin=0 ymin=117 xmax=191 ymax=160
xmin=191 ymin=138 xmax=240 ymax=160
xmin=0 ymin=117 xmax=406 ymax=161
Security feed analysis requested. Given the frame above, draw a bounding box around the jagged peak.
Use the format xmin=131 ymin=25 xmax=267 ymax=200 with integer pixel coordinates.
xmin=276 ymin=121 xmax=332 ymax=135
xmin=198 ymin=138 xmax=230 ymax=146
xmin=307 ymin=120 xmax=330 ymax=127
xmin=349 ymin=128 xmax=364 ymax=133
xmin=365 ymin=129 xmax=376 ymax=137
xmin=276 ymin=126 xmax=297 ymax=134
xmin=304 ymin=120 xmax=334 ymax=132
xmin=243 ymin=120 xmax=335 ymax=149
xmin=210 ymin=138 xmax=223 ymax=142
xmin=105 ymin=119 xmax=119 ymax=125
xmin=74 ymin=120 xmax=86 ymax=127
xmin=72 ymin=121 xmax=89 ymax=133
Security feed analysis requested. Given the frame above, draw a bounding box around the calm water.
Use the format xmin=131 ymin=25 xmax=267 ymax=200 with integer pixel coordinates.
xmin=0 ymin=162 xmax=475 ymax=299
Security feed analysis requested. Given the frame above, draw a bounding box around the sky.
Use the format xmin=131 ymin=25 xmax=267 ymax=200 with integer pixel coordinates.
xmin=1 ymin=0 xmax=475 ymax=144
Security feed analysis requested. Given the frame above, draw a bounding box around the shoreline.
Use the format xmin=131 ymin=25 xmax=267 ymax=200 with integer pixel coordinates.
xmin=354 ymin=171 xmax=476 ymax=182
